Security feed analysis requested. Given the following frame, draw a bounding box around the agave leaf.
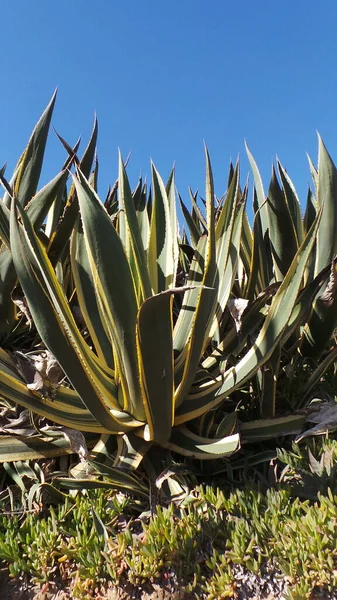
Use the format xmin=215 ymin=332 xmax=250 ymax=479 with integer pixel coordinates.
xmin=0 ymin=200 xmax=11 ymax=246
xmin=240 ymin=414 xmax=306 ymax=443
xmin=303 ymin=187 xmax=317 ymax=284
xmin=44 ymin=188 xmax=67 ymax=242
xmin=303 ymin=188 xmax=316 ymax=233
xmin=245 ymin=143 xmax=272 ymax=290
xmin=176 ymin=205 xmax=322 ymax=423
xmin=164 ymin=426 xmax=240 ymax=459
xmin=206 ymin=284 xmax=278 ymax=365
xmin=14 ymin=461 xmax=37 ymax=480
xmin=239 ymin=203 xmax=253 ymax=296
xmin=54 ymin=472 xmax=148 ymax=499
xmin=131 ymin=177 xmax=143 ymax=211
xmin=0 ymin=434 xmax=74 ymax=462
xmin=114 ymin=433 xmax=151 ymax=470
xmin=314 ymin=136 xmax=337 ymax=273
xmin=88 ymin=154 xmax=99 ymax=192
xmin=70 ymin=218 xmax=114 ymax=368
xmin=89 ymin=458 xmax=148 ymax=495
xmin=26 ymin=171 xmax=69 ymax=231
xmin=0 ymin=172 xmax=69 ymax=336
xmin=300 ymin=136 xmax=337 ymax=358
xmin=142 ymin=449 xmax=194 ymax=504
xmin=44 ymin=138 xmax=80 ymax=240
xmin=301 ymin=345 xmax=337 ymax=404
xmin=92 ymin=508 xmax=109 ymax=542
xmin=3 ymin=462 xmax=26 ymax=492
xmin=210 ymin=169 xmax=244 ymax=343
xmin=118 ymin=152 xmax=152 ymax=301
xmin=148 ymin=163 xmax=176 ymax=294
xmin=307 ymin=152 xmax=318 ymax=192
xmin=245 ymin=193 xmax=268 ymax=299
xmin=136 ymin=181 xmax=150 ymax=253
xmin=3 ymin=91 xmax=57 ymax=209
xmin=0 ymin=247 xmax=18 ymax=334
xmin=179 ymin=194 xmax=202 ymax=246
xmin=166 ymin=168 xmax=179 ymax=288
xmin=173 ymin=234 xmax=207 ymax=356
xmin=215 ymin=410 xmax=238 ymax=438
xmin=267 ymin=165 xmax=299 ymax=280
xmin=190 ymin=187 xmax=207 ymax=231
xmin=277 ymin=160 xmax=303 ymax=247
xmin=259 ymin=343 xmax=281 ymax=418
xmin=72 ymin=169 xmax=145 ymax=421
xmin=137 ymin=290 xmax=175 ymax=443
xmin=0 ymin=349 xmax=129 ymax=433
xmin=300 ymin=286 xmax=337 ymax=360
xmin=75 ymin=116 xmax=98 ymax=180
xmin=10 ymin=197 xmax=138 ymax=432
xmin=47 ymin=117 xmax=98 ymax=266
xmin=174 ymin=147 xmax=218 ymax=407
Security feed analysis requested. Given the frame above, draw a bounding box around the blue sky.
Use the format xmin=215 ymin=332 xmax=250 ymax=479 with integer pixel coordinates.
xmin=2 ymin=1 xmax=337 ymax=213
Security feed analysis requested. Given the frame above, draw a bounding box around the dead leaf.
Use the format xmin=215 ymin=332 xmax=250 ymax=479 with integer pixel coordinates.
xmin=13 ymin=350 xmax=64 ymax=399
xmin=319 ymin=256 xmax=337 ymax=307
xmin=227 ymin=298 xmax=249 ymax=333
xmin=61 ymin=427 xmax=89 ymax=462
xmin=296 ymin=400 xmax=337 ymax=442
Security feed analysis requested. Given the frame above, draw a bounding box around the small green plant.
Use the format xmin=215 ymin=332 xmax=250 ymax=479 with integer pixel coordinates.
xmin=277 ymin=436 xmax=337 ymax=498
xmin=0 ymin=483 xmax=336 ymax=598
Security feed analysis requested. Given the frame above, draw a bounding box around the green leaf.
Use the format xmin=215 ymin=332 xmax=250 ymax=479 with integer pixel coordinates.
xmin=245 ymin=143 xmax=272 ymax=289
xmin=47 ymin=117 xmax=98 ymax=266
xmin=10 ymin=197 xmax=138 ymax=432
xmin=259 ymin=344 xmax=281 ymax=418
xmin=301 ymin=345 xmax=337 ymax=405
xmin=179 ymin=194 xmax=202 ymax=246
xmin=92 ymin=508 xmax=109 ymax=542
xmin=137 ymin=290 xmax=175 ymax=443
xmin=176 ymin=205 xmax=322 ymax=423
xmin=27 ymin=171 xmax=69 ymax=230
xmin=73 ymin=169 xmax=145 ymax=421
xmin=277 ymin=160 xmax=303 ymax=247
xmin=148 ymin=163 xmax=176 ymax=294
xmin=300 ymin=136 xmax=337 ymax=358
xmin=267 ymin=165 xmax=299 ymax=280
xmin=0 ymin=435 xmax=74 ymax=462
xmin=70 ymin=219 xmax=114 ymax=369
xmin=118 ymin=152 xmax=152 ymax=301
xmin=164 ymin=426 xmax=240 ymax=459
xmin=240 ymin=414 xmax=306 ymax=443
xmin=174 ymin=147 xmax=218 ymax=407
xmin=8 ymin=91 xmax=57 ymax=208
xmin=114 ymin=433 xmax=151 ymax=470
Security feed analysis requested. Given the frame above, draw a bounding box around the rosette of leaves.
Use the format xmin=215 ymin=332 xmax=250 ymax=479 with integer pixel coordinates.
xmin=0 ymin=94 xmax=334 ymax=498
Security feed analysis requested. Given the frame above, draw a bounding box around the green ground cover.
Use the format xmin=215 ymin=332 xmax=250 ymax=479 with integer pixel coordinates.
xmin=1 ymin=435 xmax=337 ymax=599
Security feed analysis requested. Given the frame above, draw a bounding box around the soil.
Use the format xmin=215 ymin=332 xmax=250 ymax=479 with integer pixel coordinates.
xmin=1 ymin=567 xmax=336 ymax=600
xmin=0 ymin=569 xmax=197 ymax=600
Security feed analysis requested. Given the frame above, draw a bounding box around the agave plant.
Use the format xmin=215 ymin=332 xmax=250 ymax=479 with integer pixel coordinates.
xmin=0 ymin=93 xmax=336 ymax=498
xmin=0 ymin=93 xmax=101 ymax=466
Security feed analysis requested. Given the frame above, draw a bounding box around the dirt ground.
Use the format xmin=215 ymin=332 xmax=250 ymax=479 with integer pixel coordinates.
xmin=0 ymin=569 xmax=198 ymax=600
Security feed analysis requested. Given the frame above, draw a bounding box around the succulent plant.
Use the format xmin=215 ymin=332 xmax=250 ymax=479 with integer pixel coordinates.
xmin=0 ymin=93 xmax=336 ymax=496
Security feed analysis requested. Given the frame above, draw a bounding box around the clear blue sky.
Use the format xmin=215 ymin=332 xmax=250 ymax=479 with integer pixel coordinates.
xmin=2 ymin=1 xmax=337 ymax=212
